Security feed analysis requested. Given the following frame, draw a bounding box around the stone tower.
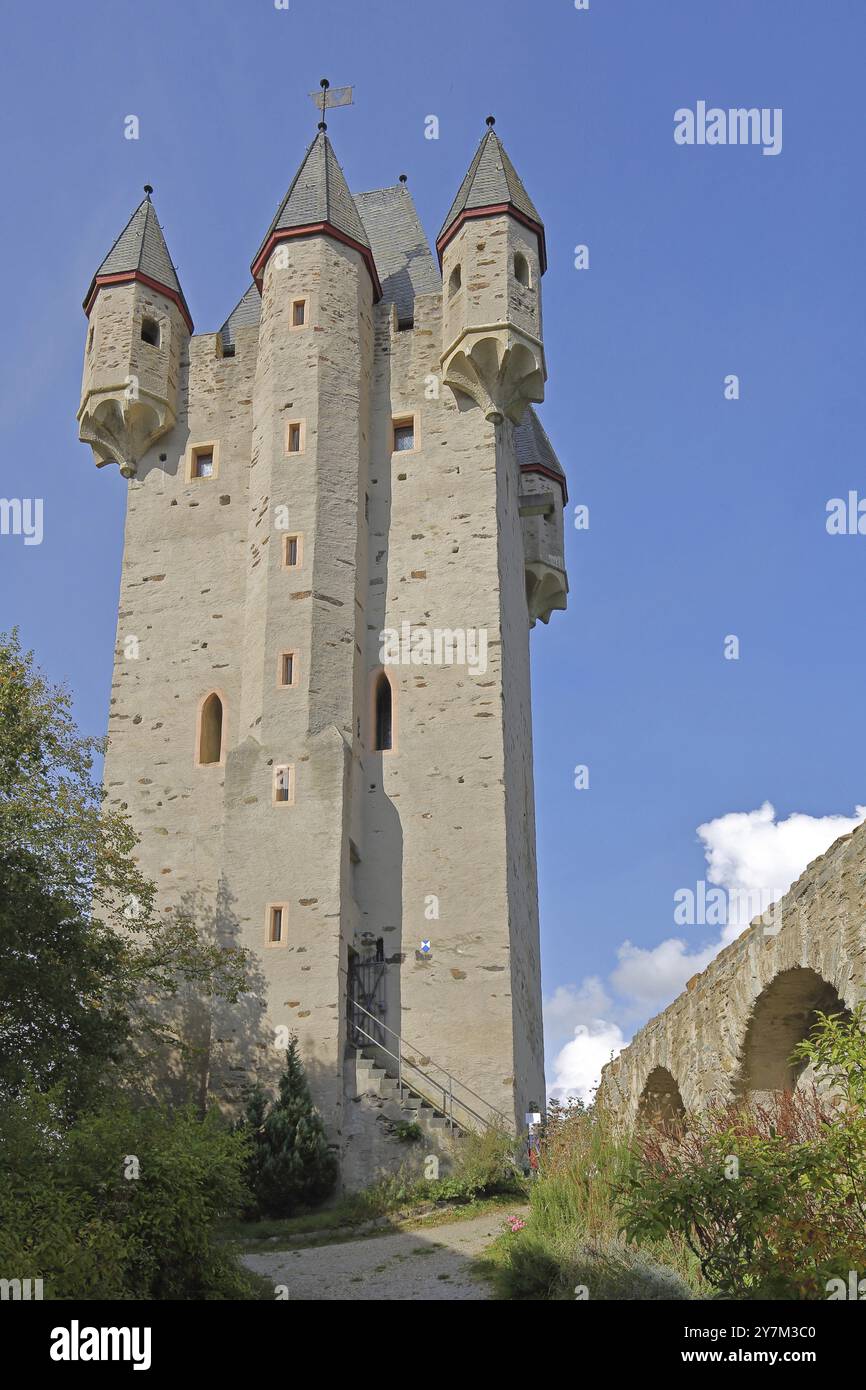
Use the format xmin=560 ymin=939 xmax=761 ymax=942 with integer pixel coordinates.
xmin=80 ymin=114 xmax=568 ymax=1186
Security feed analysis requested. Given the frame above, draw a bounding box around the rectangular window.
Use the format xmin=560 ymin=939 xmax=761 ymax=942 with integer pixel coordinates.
xmin=286 ymin=421 xmax=304 ymax=454
xmin=283 ymin=534 xmax=301 ymax=568
xmin=393 ymin=418 xmax=415 ymax=452
xmin=273 ymin=764 xmax=294 ymax=804
xmin=188 ymin=442 xmax=219 ymax=481
xmin=292 ymin=299 xmax=306 ymax=327
xmin=279 ymin=651 xmax=296 ymax=687
xmin=266 ymin=903 xmax=288 ymax=945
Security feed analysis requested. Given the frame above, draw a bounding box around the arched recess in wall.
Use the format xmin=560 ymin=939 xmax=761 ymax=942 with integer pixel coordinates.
xmin=196 ymin=691 xmax=225 ymax=766
xmin=637 ymin=1067 xmax=686 ymax=1127
xmin=733 ymin=967 xmax=849 ymax=1099
xmin=373 ymin=671 xmax=394 ymax=752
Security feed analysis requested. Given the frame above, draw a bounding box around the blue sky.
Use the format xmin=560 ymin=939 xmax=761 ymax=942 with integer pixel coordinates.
xmin=2 ymin=0 xmax=865 ymax=1093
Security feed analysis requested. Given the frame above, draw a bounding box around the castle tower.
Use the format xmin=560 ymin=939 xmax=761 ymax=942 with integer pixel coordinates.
xmin=83 ymin=112 xmax=568 ymax=1187
xmin=79 ymin=189 xmax=192 ymax=478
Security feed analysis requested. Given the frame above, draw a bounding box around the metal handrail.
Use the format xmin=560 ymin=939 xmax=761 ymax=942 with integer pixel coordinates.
xmin=351 ymin=1019 xmax=492 ymax=1132
xmin=349 ymin=1000 xmax=511 ymax=1131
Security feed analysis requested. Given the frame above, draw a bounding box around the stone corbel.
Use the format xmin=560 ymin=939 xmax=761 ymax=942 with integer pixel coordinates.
xmin=441 ymin=325 xmax=546 ymax=424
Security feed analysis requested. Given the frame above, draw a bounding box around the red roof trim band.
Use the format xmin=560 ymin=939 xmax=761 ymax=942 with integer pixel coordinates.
xmin=520 ymin=462 xmax=567 ymax=505
xmin=84 ymin=271 xmax=194 ymax=333
xmin=251 ymin=223 xmax=382 ymax=300
xmin=436 ymin=204 xmax=547 ymax=274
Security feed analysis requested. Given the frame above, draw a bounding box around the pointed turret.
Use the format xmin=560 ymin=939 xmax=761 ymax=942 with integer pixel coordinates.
xmin=78 ymin=189 xmax=191 ymax=478
xmin=439 ymin=119 xmax=546 ymax=424
xmin=437 ymin=124 xmax=547 ymax=272
xmin=83 ymin=189 xmax=192 ymax=330
xmin=251 ymin=131 xmax=381 ymax=298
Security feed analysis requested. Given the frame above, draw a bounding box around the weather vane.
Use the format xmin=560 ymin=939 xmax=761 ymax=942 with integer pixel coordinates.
xmin=309 ymin=77 xmax=353 ymax=131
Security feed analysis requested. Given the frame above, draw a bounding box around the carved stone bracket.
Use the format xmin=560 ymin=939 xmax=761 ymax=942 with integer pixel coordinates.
xmin=78 ymin=386 xmax=175 ymax=479
xmin=441 ymin=325 xmax=546 ymax=424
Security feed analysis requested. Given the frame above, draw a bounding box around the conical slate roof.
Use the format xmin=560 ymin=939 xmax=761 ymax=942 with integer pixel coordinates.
xmin=438 ymin=127 xmax=546 ymax=270
xmin=252 ymin=131 xmax=380 ymax=296
xmin=84 ymin=192 xmax=192 ymax=328
xmin=514 ymin=408 xmax=567 ymax=502
xmin=265 ymin=131 xmax=370 ymax=247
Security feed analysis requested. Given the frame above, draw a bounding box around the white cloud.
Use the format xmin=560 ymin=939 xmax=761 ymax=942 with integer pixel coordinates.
xmin=547 ymin=1020 xmax=626 ymax=1105
xmin=697 ymin=800 xmax=866 ymax=899
xmin=611 ymin=936 xmax=718 ymax=1012
xmin=545 ymin=802 xmax=866 ymax=1103
xmin=544 ymin=976 xmax=612 ymax=1054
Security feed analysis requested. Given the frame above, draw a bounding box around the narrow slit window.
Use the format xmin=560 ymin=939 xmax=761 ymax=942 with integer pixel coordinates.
xmin=449 ymin=265 xmax=462 ymax=297
xmin=198 ymin=692 xmax=223 ymax=765
xmin=268 ymin=905 xmax=284 ymax=943
xmin=141 ymin=316 xmax=160 ymax=346
xmin=374 ymin=673 xmax=393 ymax=752
xmin=273 ymin=765 xmax=294 ymax=804
xmin=284 ymin=534 xmax=300 ymax=568
xmin=292 ymin=299 xmax=306 ymax=327
xmin=287 ymin=422 xmax=303 ymax=454
xmin=279 ymin=651 xmax=296 ymax=687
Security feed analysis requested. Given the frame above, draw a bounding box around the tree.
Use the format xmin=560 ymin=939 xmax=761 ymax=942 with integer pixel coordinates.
xmin=241 ymin=1038 xmax=338 ymax=1217
xmin=0 ymin=629 xmax=250 ymax=1112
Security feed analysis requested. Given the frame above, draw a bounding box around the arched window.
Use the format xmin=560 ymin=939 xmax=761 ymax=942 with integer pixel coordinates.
xmin=141 ymin=316 xmax=161 ymax=347
xmin=448 ymin=264 xmax=462 ymax=297
xmin=198 ymin=692 xmax=224 ymax=765
xmin=514 ymin=252 xmax=530 ymax=287
xmin=374 ymin=673 xmax=393 ymax=752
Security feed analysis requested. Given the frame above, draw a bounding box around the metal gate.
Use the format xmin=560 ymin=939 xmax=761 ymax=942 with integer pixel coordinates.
xmin=347 ymin=947 xmax=387 ymax=1050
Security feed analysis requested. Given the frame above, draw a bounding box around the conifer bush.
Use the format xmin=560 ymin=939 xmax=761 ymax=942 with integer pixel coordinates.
xmin=239 ymin=1039 xmax=338 ymax=1217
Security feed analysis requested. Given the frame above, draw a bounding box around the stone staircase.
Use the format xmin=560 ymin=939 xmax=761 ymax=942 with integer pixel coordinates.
xmin=350 ymin=1048 xmax=461 ymax=1139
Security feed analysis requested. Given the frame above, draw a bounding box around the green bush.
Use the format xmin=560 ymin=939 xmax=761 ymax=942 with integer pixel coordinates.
xmin=617 ymin=1008 xmax=866 ymax=1300
xmin=0 ymin=1089 xmax=256 ymax=1300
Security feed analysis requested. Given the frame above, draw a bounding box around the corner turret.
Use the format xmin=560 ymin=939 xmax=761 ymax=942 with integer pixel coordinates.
xmin=438 ymin=119 xmax=546 ymax=423
xmin=78 ymin=188 xmax=191 ymax=478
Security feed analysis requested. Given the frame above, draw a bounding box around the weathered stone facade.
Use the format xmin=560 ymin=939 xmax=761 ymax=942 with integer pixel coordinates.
xmin=79 ymin=122 xmax=568 ymax=1186
xmin=599 ymin=822 xmax=866 ymax=1122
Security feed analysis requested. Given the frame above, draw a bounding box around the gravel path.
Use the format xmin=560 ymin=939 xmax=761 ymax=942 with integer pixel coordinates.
xmin=243 ymin=1207 xmax=523 ymax=1301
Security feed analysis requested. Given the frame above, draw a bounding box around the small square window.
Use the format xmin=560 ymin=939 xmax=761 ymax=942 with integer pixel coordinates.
xmin=141 ymin=316 xmax=160 ymax=346
xmin=292 ymin=299 xmax=306 ymax=327
xmin=393 ymin=420 xmax=415 ymax=452
xmin=286 ymin=421 xmax=304 ymax=454
xmin=283 ymin=534 xmax=301 ymax=568
xmin=189 ymin=442 xmax=219 ymax=481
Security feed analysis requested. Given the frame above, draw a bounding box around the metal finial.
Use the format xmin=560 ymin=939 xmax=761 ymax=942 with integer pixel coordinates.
xmin=398 ymin=173 xmax=408 ymax=184
xmin=486 ymin=114 xmax=496 ymax=128
xmin=318 ymin=121 xmax=327 ymax=131
xmin=143 ymin=183 xmax=154 ymax=198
